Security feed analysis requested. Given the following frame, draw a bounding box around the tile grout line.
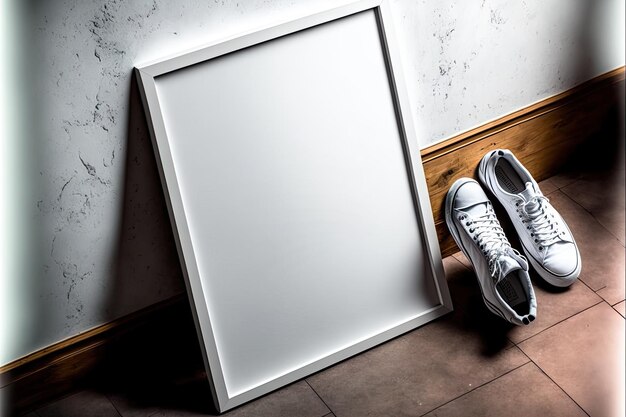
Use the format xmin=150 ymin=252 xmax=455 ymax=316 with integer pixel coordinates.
xmin=417 ymin=360 xmax=532 ymax=417
xmin=448 ymin=254 xmax=608 ymax=346
xmin=506 ymin=249 xmax=621 ymax=417
xmin=559 ymin=182 xmax=626 ymax=248
xmin=557 ymin=187 xmax=625 ymax=247
xmin=103 ymin=394 xmax=125 ymax=417
xmin=599 ymin=299 xmax=626 ymax=317
xmin=448 ymin=253 xmax=566 ymax=347
xmin=304 ymin=379 xmax=336 ymax=417
xmin=511 ymin=299 xmax=604 ymax=345
xmin=450 ymin=254 xmax=473 ymax=272
xmin=602 ymin=300 xmax=624 ymax=318
xmin=574 ymin=275 xmax=618 ymax=306
xmin=525 ymin=358 xmax=591 ymax=417
xmin=611 ymin=299 xmax=625 ymax=307
xmin=513 ymin=290 xmax=621 ymax=416
xmin=531 ymin=184 xmax=622 ymax=314
xmin=612 ymin=305 xmax=626 ymax=318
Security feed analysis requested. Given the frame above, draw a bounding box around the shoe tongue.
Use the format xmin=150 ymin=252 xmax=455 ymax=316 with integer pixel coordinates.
xmin=519 ymin=182 xmax=538 ymax=201
xmin=519 ymin=182 xmax=541 ymax=211
xmin=462 ymin=202 xmax=489 ymax=217
xmin=495 ymin=253 xmax=523 ymax=282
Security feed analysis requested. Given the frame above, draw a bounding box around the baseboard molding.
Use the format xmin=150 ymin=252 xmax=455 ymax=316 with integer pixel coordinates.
xmin=2 ymin=66 xmax=624 ymax=415
xmin=421 ymin=66 xmax=625 ymax=257
xmin=0 ymin=294 xmax=188 ymax=414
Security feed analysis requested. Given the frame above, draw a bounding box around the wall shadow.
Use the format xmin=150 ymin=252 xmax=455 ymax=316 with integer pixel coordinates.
xmin=565 ymin=0 xmax=625 ymax=176
xmin=93 ymin=72 xmax=215 ymax=414
xmin=107 ymin=74 xmax=185 ymax=320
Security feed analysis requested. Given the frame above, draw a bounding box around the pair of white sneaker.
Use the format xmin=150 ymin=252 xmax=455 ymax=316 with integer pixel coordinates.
xmin=445 ymin=149 xmax=581 ymax=326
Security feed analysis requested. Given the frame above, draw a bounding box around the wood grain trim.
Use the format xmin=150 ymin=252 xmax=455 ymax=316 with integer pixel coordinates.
xmin=421 ymin=66 xmax=625 ymax=162
xmin=0 ymin=294 xmax=186 ymax=413
xmin=0 ymin=294 xmax=184 ymax=381
xmin=422 ymin=66 xmax=625 ymax=257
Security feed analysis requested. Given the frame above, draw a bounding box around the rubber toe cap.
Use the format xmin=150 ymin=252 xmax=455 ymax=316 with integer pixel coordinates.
xmin=452 ymin=181 xmax=489 ymax=209
xmin=543 ymin=242 xmax=579 ymax=277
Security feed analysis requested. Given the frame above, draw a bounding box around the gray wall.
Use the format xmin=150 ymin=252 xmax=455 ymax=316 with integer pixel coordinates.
xmin=2 ymin=0 xmax=624 ymax=365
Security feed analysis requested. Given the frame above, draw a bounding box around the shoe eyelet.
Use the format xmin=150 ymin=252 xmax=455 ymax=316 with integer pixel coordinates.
xmin=534 ymin=239 xmax=538 ymax=243
xmin=466 ymin=222 xmax=470 ymax=226
xmin=539 ymin=247 xmax=543 ymax=251
xmin=530 ymin=233 xmax=534 ymax=236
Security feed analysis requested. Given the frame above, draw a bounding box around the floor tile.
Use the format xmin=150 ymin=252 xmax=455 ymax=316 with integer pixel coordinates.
xmin=36 ymin=391 xmax=122 ymax=417
xmin=561 ymin=171 xmax=625 ymax=245
xmin=149 ymin=380 xmax=329 ymax=417
xmin=596 ymin=282 xmax=626 ymax=306
xmin=451 ymin=251 xmax=472 ymax=270
xmin=507 ymin=279 xmax=602 ymax=344
xmin=442 ymin=256 xmax=524 ymax=349
xmin=306 ymin=259 xmax=529 ymax=417
xmin=519 ymin=302 xmax=625 ymax=417
xmin=538 ymin=177 xmax=558 ymax=195
xmin=614 ymin=300 xmax=625 ymax=318
xmin=547 ymin=172 xmax=582 ymax=190
xmin=446 ymin=248 xmax=588 ymax=343
xmin=423 ymin=362 xmax=586 ymax=417
xmin=107 ymin=391 xmax=160 ymax=417
xmin=548 ymin=191 xmax=625 ymax=305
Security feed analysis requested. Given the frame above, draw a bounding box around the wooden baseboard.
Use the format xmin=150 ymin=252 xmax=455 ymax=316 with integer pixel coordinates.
xmin=2 ymin=66 xmax=624 ymax=415
xmin=421 ymin=66 xmax=625 ymax=257
xmin=0 ymin=294 xmax=191 ymax=414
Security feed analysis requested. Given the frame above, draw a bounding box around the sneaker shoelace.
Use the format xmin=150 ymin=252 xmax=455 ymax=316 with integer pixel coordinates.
xmin=460 ymin=205 xmax=512 ymax=280
xmin=516 ymin=196 xmax=563 ymax=250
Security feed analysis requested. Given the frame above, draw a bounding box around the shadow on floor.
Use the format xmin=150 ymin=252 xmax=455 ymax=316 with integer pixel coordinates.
xmin=94 ymin=300 xmax=219 ymax=415
xmin=441 ymin=261 xmax=516 ymax=357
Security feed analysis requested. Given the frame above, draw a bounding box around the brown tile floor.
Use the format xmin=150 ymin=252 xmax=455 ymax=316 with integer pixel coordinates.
xmin=23 ymin=168 xmax=625 ymax=417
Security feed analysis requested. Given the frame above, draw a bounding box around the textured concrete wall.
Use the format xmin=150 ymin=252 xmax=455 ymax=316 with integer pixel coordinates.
xmin=3 ymin=0 xmax=624 ymax=364
xmin=392 ymin=0 xmax=624 ymax=143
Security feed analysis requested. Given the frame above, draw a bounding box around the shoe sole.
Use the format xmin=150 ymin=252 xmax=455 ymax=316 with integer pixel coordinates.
xmin=444 ymin=178 xmax=510 ymax=321
xmin=478 ymin=152 xmax=581 ymax=288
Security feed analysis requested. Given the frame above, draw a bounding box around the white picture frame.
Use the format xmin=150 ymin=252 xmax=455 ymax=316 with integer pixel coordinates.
xmin=135 ymin=0 xmax=452 ymax=412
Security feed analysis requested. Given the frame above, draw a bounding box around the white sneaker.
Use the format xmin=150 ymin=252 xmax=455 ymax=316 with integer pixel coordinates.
xmin=445 ymin=178 xmax=537 ymax=326
xmin=478 ymin=149 xmax=581 ymax=287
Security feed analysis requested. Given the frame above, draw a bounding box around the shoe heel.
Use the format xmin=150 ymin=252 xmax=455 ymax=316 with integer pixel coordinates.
xmin=477 ymin=152 xmax=491 ymax=187
xmin=444 ymin=178 xmax=479 ymax=270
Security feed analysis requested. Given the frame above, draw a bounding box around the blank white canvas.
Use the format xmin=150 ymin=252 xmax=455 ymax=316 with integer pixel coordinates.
xmin=155 ymin=9 xmax=437 ymax=396
xmin=138 ymin=1 xmax=451 ymax=410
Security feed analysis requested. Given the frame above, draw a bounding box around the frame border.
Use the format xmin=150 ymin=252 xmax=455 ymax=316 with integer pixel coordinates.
xmin=135 ymin=0 xmax=453 ymax=411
